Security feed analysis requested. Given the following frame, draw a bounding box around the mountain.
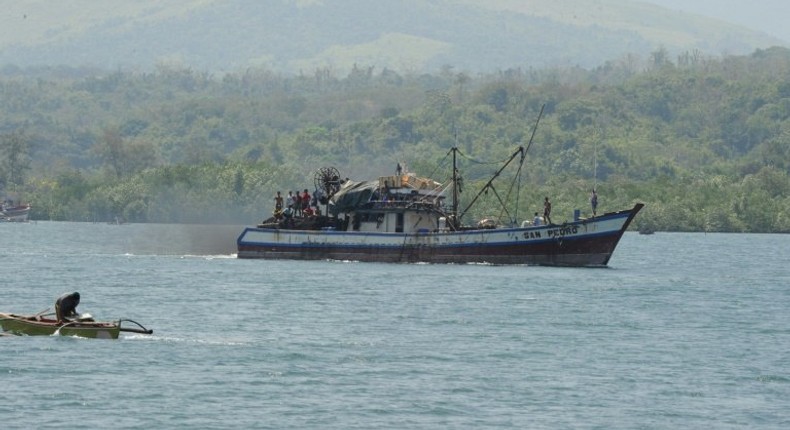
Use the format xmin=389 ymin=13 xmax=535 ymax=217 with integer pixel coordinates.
xmin=0 ymin=0 xmax=784 ymax=74
xmin=641 ymin=0 xmax=790 ymax=44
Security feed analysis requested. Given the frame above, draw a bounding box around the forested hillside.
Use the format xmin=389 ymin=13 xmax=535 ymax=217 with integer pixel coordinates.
xmin=1 ymin=0 xmax=780 ymax=74
xmin=2 ymin=47 xmax=790 ymax=231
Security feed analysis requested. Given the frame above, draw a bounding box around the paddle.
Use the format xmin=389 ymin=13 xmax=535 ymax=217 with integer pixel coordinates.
xmin=52 ymin=320 xmax=78 ymax=336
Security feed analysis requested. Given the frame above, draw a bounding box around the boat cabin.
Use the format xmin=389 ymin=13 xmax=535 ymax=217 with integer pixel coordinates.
xmin=332 ymin=173 xmax=447 ymax=234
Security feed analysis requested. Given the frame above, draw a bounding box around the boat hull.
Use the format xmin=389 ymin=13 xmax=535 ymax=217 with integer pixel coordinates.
xmin=1 ymin=205 xmax=31 ymax=222
xmin=237 ymin=204 xmax=643 ymax=267
xmin=0 ymin=313 xmax=121 ymax=339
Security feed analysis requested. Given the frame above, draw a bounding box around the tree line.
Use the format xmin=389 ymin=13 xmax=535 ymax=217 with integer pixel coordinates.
xmin=1 ymin=47 xmax=789 ymax=232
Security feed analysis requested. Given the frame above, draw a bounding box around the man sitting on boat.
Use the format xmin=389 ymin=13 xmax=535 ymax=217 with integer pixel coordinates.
xmin=55 ymin=292 xmax=81 ymax=323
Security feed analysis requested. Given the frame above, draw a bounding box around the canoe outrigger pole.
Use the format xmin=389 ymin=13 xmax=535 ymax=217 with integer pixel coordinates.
xmin=118 ymin=319 xmax=154 ymax=335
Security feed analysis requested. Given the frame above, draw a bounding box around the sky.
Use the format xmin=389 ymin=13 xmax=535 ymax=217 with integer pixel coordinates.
xmin=642 ymin=0 xmax=790 ymax=43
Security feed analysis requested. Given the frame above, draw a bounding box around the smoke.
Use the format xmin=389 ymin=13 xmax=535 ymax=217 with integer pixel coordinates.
xmin=120 ymin=223 xmax=245 ymax=256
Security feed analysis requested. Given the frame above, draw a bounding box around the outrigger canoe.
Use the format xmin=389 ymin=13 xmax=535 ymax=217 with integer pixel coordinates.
xmin=0 ymin=312 xmax=153 ymax=339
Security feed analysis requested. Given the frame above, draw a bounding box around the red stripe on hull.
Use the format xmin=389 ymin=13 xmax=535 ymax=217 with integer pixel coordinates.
xmin=238 ymin=231 xmax=622 ymax=266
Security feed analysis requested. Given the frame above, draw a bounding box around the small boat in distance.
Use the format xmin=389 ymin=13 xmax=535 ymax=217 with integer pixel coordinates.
xmin=639 ymin=227 xmax=655 ymax=235
xmin=0 ymin=312 xmax=153 ymax=339
xmin=1 ymin=200 xmax=31 ymax=222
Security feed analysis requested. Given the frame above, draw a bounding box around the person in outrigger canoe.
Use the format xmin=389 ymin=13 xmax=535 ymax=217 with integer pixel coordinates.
xmin=55 ymin=292 xmax=80 ymax=323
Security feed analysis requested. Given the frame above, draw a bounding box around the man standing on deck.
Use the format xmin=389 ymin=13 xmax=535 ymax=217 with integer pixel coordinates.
xmin=292 ymin=191 xmax=302 ymax=217
xmin=590 ymin=189 xmax=598 ymax=217
xmin=301 ymin=189 xmax=311 ymax=216
xmin=543 ymin=197 xmax=553 ymax=225
xmin=55 ymin=292 xmax=80 ymax=323
xmin=274 ymin=191 xmax=284 ymax=220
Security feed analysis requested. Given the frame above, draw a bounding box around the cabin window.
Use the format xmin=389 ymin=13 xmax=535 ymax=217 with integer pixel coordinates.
xmin=396 ymin=213 xmax=404 ymax=233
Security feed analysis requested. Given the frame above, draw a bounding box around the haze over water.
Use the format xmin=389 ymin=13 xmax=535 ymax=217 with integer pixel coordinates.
xmin=2 ymin=222 xmax=788 ymax=429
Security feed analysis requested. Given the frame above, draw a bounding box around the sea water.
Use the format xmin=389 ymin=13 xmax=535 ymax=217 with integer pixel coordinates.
xmin=1 ymin=222 xmax=788 ymax=429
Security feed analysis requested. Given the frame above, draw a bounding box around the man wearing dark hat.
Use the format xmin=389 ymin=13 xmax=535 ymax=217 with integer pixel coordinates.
xmin=55 ymin=292 xmax=81 ymax=323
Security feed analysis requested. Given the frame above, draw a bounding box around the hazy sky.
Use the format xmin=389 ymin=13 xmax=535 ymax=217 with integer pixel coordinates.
xmin=642 ymin=0 xmax=790 ymax=43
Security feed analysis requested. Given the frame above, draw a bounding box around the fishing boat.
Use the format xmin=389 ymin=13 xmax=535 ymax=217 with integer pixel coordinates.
xmin=1 ymin=201 xmax=31 ymax=222
xmin=237 ymin=148 xmax=642 ymax=267
xmin=0 ymin=312 xmax=153 ymax=339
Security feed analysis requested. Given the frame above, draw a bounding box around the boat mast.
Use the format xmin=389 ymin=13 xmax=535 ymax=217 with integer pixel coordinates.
xmin=593 ymin=130 xmax=598 ymax=191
